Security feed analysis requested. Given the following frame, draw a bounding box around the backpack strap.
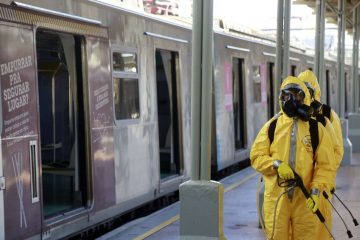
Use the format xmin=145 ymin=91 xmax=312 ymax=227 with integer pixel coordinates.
xmin=309 ymin=118 xmax=319 ymax=155
xmin=268 ymin=118 xmax=278 ymax=145
xmin=322 ymin=104 xmax=331 ymax=120
xmin=315 ymin=114 xmax=326 ymax=127
xmin=268 ymin=116 xmax=319 ymax=160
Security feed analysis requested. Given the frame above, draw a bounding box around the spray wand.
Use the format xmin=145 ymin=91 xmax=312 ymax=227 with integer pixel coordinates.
xmin=292 ymin=171 xmax=336 ymax=239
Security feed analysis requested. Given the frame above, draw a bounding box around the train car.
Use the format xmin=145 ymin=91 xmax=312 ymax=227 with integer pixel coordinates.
xmin=0 ymin=1 xmax=355 ymax=239
xmin=0 ymin=1 xmax=194 ymax=239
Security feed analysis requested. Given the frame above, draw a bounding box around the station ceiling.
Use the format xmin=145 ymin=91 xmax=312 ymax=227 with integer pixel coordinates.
xmin=294 ymin=0 xmax=360 ymax=33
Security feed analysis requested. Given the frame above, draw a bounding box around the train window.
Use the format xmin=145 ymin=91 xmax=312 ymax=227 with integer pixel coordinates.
xmin=29 ymin=141 xmax=39 ymax=203
xmin=113 ymin=78 xmax=140 ymax=119
xmin=112 ymin=48 xmax=140 ymax=121
xmin=113 ymin=52 xmax=137 ymax=73
xmin=252 ymin=65 xmax=261 ymax=103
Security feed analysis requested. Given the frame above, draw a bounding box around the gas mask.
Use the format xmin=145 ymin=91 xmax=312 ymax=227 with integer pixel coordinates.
xmin=310 ymin=100 xmax=322 ymax=114
xmin=280 ymin=86 xmax=314 ymax=121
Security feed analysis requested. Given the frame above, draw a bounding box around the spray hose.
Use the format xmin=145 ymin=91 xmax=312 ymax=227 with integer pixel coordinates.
xmin=268 ymin=184 xmax=296 ymax=240
xmin=331 ymin=189 xmax=359 ymax=227
xmin=275 ymin=171 xmax=336 ymax=240
xmin=256 ymin=176 xmax=266 ymax=234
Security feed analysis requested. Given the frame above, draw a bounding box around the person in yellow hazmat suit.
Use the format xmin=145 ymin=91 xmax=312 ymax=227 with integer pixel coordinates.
xmin=298 ymin=70 xmax=344 ymax=240
xmin=297 ymin=69 xmax=344 ymax=169
xmin=250 ymin=76 xmax=337 ymax=240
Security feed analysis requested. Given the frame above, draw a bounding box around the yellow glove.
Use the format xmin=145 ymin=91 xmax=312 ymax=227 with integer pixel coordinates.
xmin=306 ymin=194 xmax=319 ymax=213
xmin=276 ymin=162 xmax=294 ymax=180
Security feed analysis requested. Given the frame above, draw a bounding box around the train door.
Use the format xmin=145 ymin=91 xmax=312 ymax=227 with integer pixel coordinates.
xmin=267 ymin=62 xmax=275 ymax=119
xmin=155 ymin=49 xmax=183 ymax=179
xmin=232 ymin=57 xmax=246 ymax=150
xmin=291 ymin=65 xmax=297 ymax=76
xmin=36 ymin=30 xmax=88 ymax=218
xmin=326 ymin=69 xmax=331 ymax=105
xmin=345 ymin=72 xmax=348 ymax=116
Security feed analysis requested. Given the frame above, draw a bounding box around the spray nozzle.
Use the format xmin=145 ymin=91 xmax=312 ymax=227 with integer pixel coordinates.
xmin=330 ymin=191 xmax=359 ymax=227
xmin=354 ymin=219 xmax=359 ymax=226
xmin=322 ymin=191 xmax=353 ymax=238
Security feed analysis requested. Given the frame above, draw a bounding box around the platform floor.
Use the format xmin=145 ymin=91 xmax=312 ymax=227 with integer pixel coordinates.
xmin=98 ymin=152 xmax=360 ymax=240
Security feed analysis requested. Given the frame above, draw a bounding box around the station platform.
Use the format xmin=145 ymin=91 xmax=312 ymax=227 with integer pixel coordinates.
xmin=98 ymin=153 xmax=360 ymax=240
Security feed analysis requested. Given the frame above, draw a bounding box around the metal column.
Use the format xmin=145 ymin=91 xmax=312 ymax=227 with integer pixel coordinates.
xmin=337 ymin=0 xmax=352 ymax=164
xmin=348 ymin=7 xmax=360 ymax=153
xmin=357 ymin=8 xmax=360 ymax=113
xmin=199 ymin=0 xmax=213 ymax=181
xmin=275 ymin=0 xmax=291 ymax=112
xmin=337 ymin=0 xmax=346 ymax=118
xmin=180 ymin=1 xmax=225 ymax=239
xmin=315 ymin=0 xmax=325 ymax=86
xmin=190 ymin=0 xmax=213 ymax=181
xmin=357 ymin=6 xmax=360 ymax=113
xmin=190 ymin=0 xmax=202 ymax=180
xmin=352 ymin=7 xmax=359 ymax=113
xmin=283 ymin=0 xmax=291 ymax=79
xmin=275 ymin=0 xmax=284 ymax=112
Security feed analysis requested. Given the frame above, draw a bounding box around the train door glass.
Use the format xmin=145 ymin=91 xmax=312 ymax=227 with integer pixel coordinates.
xmin=155 ymin=49 xmax=183 ymax=179
xmin=345 ymin=72 xmax=348 ymax=116
xmin=36 ymin=31 xmax=87 ymax=218
xmin=326 ymin=70 xmax=331 ymax=105
xmin=359 ymin=75 xmax=360 ymax=109
xmin=267 ymin=62 xmax=275 ymax=119
xmin=232 ymin=58 xmax=246 ymax=150
xmin=291 ymin=65 xmax=297 ymax=76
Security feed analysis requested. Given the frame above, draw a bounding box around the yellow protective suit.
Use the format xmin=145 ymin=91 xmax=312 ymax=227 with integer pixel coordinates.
xmin=298 ymin=70 xmax=343 ymax=239
xmin=298 ymin=70 xmax=344 ymax=168
xmin=250 ymin=76 xmax=337 ymax=240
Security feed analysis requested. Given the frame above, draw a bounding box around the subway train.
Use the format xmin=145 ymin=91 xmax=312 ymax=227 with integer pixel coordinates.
xmin=0 ymin=0 xmax=355 ymax=239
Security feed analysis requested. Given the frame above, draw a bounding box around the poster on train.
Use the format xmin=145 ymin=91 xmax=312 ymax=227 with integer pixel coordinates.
xmin=0 ymin=23 xmax=40 ymax=239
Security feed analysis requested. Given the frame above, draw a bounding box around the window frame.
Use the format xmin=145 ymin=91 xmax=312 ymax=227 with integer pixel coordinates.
xmin=111 ymin=45 xmax=141 ymax=125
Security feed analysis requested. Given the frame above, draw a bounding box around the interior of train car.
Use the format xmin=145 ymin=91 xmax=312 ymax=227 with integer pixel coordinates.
xmin=36 ymin=30 xmax=88 ymax=218
xmin=155 ymin=49 xmax=183 ymax=179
